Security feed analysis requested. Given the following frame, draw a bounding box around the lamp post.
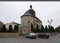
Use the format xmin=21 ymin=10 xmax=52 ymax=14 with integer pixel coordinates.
xmin=47 ymin=19 xmax=53 ymax=26
xmin=47 ymin=19 xmax=53 ymax=35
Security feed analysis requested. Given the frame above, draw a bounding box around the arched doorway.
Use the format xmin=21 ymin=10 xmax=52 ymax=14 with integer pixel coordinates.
xmin=31 ymin=23 xmax=34 ymax=32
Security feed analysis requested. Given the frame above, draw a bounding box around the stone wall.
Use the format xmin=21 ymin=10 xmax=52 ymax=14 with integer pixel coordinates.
xmin=20 ymin=16 xmax=42 ymax=34
xmin=0 ymin=33 xmax=19 ymax=36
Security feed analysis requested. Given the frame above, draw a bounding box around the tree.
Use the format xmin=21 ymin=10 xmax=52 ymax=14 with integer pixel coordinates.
xmin=48 ymin=25 xmax=55 ymax=35
xmin=14 ymin=24 xmax=19 ymax=32
xmin=31 ymin=23 xmax=41 ymax=33
xmin=16 ymin=24 xmax=19 ymax=32
xmin=48 ymin=25 xmax=51 ymax=32
xmin=45 ymin=25 xmax=48 ymax=33
xmin=34 ymin=24 xmax=40 ymax=33
xmin=51 ymin=26 xmax=54 ymax=32
xmin=48 ymin=25 xmax=54 ymax=32
xmin=1 ymin=25 xmax=7 ymax=32
xmin=40 ymin=25 xmax=44 ymax=32
xmin=8 ymin=25 xmax=12 ymax=32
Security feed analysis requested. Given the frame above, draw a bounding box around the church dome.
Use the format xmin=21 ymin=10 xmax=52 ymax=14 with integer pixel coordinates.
xmin=21 ymin=5 xmax=36 ymax=17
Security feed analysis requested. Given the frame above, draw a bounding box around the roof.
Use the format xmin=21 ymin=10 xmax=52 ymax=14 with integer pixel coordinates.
xmin=21 ymin=5 xmax=42 ymax=23
xmin=21 ymin=5 xmax=36 ymax=17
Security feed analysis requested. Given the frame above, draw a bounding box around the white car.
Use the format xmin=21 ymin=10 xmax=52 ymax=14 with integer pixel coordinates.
xmin=26 ymin=33 xmax=37 ymax=39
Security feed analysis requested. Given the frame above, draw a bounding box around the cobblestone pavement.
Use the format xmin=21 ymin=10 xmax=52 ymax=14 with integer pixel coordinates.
xmin=0 ymin=34 xmax=60 ymax=43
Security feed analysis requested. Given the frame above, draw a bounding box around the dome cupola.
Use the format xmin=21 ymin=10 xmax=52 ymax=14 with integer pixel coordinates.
xmin=21 ymin=5 xmax=36 ymax=17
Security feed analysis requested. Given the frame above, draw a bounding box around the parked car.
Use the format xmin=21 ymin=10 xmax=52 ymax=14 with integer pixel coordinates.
xmin=26 ymin=33 xmax=37 ymax=39
xmin=38 ymin=33 xmax=50 ymax=39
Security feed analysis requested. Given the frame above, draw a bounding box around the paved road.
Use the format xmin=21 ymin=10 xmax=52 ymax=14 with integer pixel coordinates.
xmin=0 ymin=34 xmax=60 ymax=43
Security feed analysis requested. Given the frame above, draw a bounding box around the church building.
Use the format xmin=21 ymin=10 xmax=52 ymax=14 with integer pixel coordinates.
xmin=19 ymin=5 xmax=42 ymax=34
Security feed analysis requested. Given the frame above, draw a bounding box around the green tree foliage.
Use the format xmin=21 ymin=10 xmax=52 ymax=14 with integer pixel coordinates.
xmin=48 ymin=25 xmax=54 ymax=33
xmin=45 ymin=25 xmax=48 ymax=33
xmin=48 ymin=25 xmax=50 ymax=32
xmin=14 ymin=24 xmax=19 ymax=32
xmin=1 ymin=25 xmax=7 ymax=32
xmin=34 ymin=24 xmax=40 ymax=33
xmin=40 ymin=25 xmax=44 ymax=32
xmin=51 ymin=26 xmax=54 ymax=32
xmin=31 ymin=24 xmax=40 ymax=33
xmin=8 ymin=25 xmax=12 ymax=32
xmin=48 ymin=25 xmax=55 ymax=35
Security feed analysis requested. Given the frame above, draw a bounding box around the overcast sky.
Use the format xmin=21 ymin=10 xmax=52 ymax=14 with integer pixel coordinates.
xmin=0 ymin=2 xmax=60 ymax=28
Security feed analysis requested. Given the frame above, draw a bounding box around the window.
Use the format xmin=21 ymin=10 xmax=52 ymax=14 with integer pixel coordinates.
xmin=24 ymin=29 xmax=26 ymax=32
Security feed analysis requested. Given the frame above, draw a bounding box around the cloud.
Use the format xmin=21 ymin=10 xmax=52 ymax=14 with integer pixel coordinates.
xmin=0 ymin=2 xmax=60 ymax=28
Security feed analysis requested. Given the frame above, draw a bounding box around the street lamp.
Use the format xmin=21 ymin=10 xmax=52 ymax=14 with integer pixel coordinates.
xmin=47 ymin=19 xmax=53 ymax=35
xmin=47 ymin=19 xmax=53 ymax=26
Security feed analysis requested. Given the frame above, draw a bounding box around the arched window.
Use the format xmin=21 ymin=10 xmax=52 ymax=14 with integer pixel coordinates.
xmin=24 ymin=29 xmax=26 ymax=32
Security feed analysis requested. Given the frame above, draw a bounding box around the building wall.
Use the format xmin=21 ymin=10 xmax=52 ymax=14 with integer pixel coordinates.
xmin=20 ymin=16 xmax=42 ymax=34
xmin=33 ymin=17 xmax=42 ymax=29
xmin=6 ymin=23 xmax=20 ymax=29
xmin=21 ymin=16 xmax=33 ymax=26
xmin=6 ymin=23 xmax=16 ymax=29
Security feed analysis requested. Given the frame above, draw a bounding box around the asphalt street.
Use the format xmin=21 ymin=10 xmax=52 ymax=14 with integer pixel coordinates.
xmin=0 ymin=34 xmax=60 ymax=43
